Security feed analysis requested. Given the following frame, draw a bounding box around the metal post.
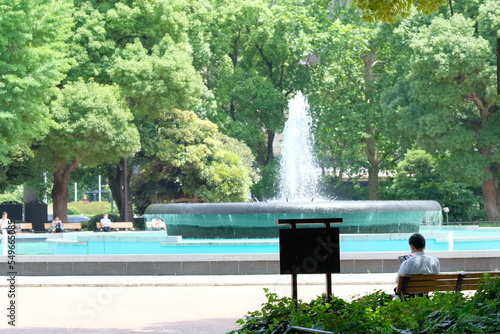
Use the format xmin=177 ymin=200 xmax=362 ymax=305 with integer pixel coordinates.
xmin=123 ymin=158 xmax=129 ymax=222
xmin=292 ymin=222 xmax=298 ymax=301
xmin=43 ymin=172 xmax=48 ymax=204
xmin=98 ymin=175 xmax=102 ymax=202
xmin=292 ymin=273 xmax=298 ymax=301
xmin=325 ymin=222 xmax=332 ymax=299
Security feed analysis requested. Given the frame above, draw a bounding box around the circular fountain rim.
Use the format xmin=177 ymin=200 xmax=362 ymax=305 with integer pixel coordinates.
xmin=145 ymin=200 xmax=442 ymax=215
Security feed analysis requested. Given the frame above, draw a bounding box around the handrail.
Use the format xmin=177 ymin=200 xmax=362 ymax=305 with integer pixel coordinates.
xmin=442 ymin=221 xmax=500 ymax=226
xmin=289 ymin=326 xmax=333 ymax=334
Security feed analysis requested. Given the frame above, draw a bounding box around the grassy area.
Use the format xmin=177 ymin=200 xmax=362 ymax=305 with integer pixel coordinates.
xmin=67 ymin=201 xmax=112 ymax=216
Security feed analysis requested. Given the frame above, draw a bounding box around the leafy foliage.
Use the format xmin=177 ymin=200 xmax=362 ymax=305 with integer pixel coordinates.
xmin=384 ymin=6 xmax=500 ymax=219
xmin=390 ymin=149 xmax=482 ymax=221
xmin=230 ymin=276 xmax=500 ymax=333
xmin=353 ymin=0 xmax=447 ymax=22
xmin=0 ymin=0 xmax=73 ymax=163
xmin=132 ymin=109 xmax=255 ymax=212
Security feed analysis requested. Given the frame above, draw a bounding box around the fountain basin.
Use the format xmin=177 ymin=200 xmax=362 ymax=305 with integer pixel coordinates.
xmin=144 ymin=200 xmax=442 ymax=238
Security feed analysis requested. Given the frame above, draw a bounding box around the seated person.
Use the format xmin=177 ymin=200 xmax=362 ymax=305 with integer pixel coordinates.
xmin=51 ymin=216 xmax=65 ymax=233
xmin=396 ymin=233 xmax=440 ymax=282
xmin=395 ymin=233 xmax=440 ymax=297
xmin=100 ymin=213 xmax=112 ymax=232
xmin=151 ymin=217 xmax=164 ymax=231
xmin=0 ymin=212 xmax=10 ymax=234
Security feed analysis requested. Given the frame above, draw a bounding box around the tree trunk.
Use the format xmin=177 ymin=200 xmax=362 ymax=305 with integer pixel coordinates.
xmin=366 ymin=133 xmax=380 ymax=200
xmin=266 ymin=130 xmax=275 ymax=166
xmin=482 ymin=177 xmax=500 ymax=221
xmin=51 ymin=161 xmax=79 ymax=223
xmin=363 ymin=48 xmax=380 ymax=200
xmin=107 ymin=160 xmax=132 ymax=221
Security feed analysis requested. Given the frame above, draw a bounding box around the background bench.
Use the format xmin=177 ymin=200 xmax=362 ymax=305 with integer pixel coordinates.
xmin=18 ymin=223 xmax=34 ymax=233
xmin=395 ymin=271 xmax=500 ymax=298
xmin=45 ymin=223 xmax=82 ymax=232
xmin=96 ymin=222 xmax=134 ymax=231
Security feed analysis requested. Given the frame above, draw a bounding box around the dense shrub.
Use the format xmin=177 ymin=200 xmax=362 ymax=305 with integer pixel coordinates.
xmin=229 ymin=276 xmax=500 ymax=334
xmin=134 ymin=216 xmax=145 ymax=230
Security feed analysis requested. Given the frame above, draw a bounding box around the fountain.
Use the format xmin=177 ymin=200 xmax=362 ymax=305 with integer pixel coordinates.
xmin=278 ymin=92 xmax=319 ymax=200
xmin=144 ymin=93 xmax=442 ymax=238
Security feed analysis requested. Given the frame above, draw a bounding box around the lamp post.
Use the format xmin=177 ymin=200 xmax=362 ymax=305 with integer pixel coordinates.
xmin=123 ymin=157 xmax=129 ymax=222
xmin=443 ymin=207 xmax=449 ymax=224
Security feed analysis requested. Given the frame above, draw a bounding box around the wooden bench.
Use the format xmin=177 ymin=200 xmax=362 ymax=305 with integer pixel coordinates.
xmin=45 ymin=223 xmax=83 ymax=232
xmin=145 ymin=221 xmax=166 ymax=231
xmin=96 ymin=222 xmax=135 ymax=231
xmin=63 ymin=223 xmax=82 ymax=231
xmin=395 ymin=271 xmax=500 ymax=299
xmin=19 ymin=223 xmax=34 ymax=233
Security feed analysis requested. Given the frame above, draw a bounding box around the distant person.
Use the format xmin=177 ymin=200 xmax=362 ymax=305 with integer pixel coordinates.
xmin=151 ymin=217 xmax=164 ymax=231
xmin=100 ymin=213 xmax=112 ymax=232
xmin=0 ymin=212 xmax=10 ymax=234
xmin=396 ymin=233 xmax=440 ymax=282
xmin=51 ymin=216 xmax=65 ymax=233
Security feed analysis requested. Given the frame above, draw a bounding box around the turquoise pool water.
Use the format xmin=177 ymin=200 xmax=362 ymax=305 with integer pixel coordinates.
xmin=9 ymin=227 xmax=500 ymax=255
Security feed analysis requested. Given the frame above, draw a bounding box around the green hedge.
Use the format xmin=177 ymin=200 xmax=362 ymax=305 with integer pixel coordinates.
xmin=229 ymin=275 xmax=500 ymax=334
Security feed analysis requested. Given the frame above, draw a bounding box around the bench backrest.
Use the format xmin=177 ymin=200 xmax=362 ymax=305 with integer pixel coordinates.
xmin=45 ymin=223 xmax=82 ymax=229
xmin=63 ymin=223 xmax=82 ymax=229
xmin=19 ymin=223 xmax=33 ymax=229
xmin=396 ymin=272 xmax=500 ymax=295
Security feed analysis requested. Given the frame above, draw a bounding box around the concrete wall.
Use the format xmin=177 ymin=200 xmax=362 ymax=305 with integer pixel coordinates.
xmin=2 ymin=250 xmax=499 ymax=276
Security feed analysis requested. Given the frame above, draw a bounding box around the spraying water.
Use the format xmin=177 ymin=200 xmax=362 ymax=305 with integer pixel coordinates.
xmin=278 ymin=92 xmax=320 ymax=200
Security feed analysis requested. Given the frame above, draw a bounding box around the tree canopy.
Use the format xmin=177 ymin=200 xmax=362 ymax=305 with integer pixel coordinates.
xmin=0 ymin=0 xmax=73 ymax=163
xmin=37 ymin=80 xmax=140 ymax=221
xmin=0 ymin=0 xmax=499 ymax=222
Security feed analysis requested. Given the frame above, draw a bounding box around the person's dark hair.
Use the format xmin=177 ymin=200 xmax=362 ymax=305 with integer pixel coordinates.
xmin=409 ymin=233 xmax=426 ymax=250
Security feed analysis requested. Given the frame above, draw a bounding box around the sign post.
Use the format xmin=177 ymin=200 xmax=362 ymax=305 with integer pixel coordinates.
xmin=277 ymin=218 xmax=342 ymax=300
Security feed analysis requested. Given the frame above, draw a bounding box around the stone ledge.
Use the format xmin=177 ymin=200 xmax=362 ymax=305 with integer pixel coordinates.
xmin=1 ymin=250 xmax=498 ymax=276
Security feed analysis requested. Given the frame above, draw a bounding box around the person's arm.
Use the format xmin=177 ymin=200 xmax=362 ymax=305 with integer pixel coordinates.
xmin=395 ymin=259 xmax=410 ymax=282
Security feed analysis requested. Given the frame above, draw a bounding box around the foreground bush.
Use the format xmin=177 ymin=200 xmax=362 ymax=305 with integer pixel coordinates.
xmin=229 ymin=275 xmax=500 ymax=334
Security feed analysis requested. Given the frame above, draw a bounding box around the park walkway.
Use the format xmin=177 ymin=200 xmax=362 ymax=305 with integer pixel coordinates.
xmin=0 ymin=274 xmax=395 ymax=333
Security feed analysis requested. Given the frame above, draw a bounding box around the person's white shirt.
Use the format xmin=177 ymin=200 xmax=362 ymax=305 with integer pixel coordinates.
xmin=0 ymin=217 xmax=10 ymax=233
xmin=395 ymin=251 xmax=440 ymax=282
xmin=52 ymin=219 xmax=62 ymax=229
xmin=100 ymin=216 xmax=112 ymax=227
xmin=152 ymin=218 xmax=162 ymax=229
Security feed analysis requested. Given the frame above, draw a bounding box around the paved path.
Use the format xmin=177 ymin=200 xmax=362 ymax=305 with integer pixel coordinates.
xmin=0 ymin=274 xmax=395 ymax=333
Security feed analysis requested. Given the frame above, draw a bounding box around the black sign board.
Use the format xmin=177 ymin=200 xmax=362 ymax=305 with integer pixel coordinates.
xmin=277 ymin=218 xmax=342 ymax=300
xmin=279 ymin=228 xmax=340 ymax=274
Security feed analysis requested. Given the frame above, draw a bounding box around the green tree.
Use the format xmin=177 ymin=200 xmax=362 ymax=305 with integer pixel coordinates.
xmin=353 ymin=0 xmax=447 ymax=22
xmin=67 ymin=0 xmax=206 ymax=219
xmin=36 ymin=80 xmax=140 ymax=222
xmin=132 ymin=109 xmax=254 ymax=213
xmin=392 ymin=149 xmax=481 ymax=221
xmin=201 ymin=0 xmax=332 ymax=168
xmin=0 ymin=0 xmax=73 ymax=163
xmin=387 ymin=7 xmax=500 ymax=220
xmin=307 ymin=7 xmax=402 ymax=200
